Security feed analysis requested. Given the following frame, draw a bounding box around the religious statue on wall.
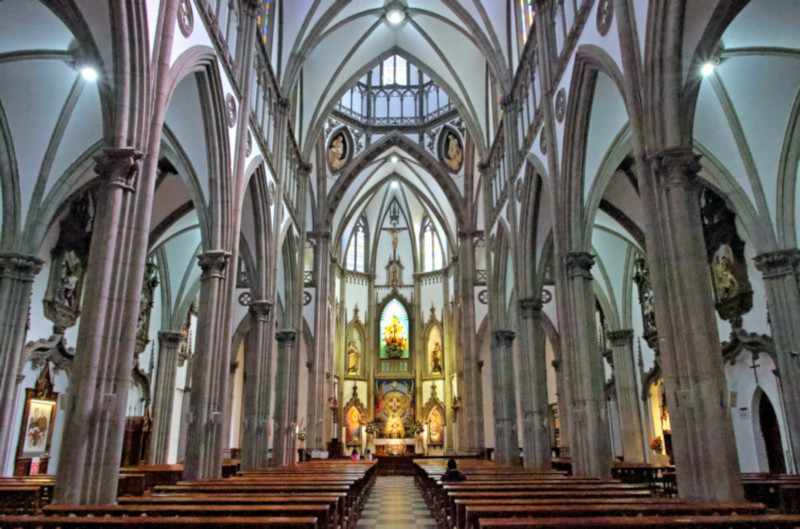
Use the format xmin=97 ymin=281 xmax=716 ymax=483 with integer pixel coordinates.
xmin=430 ymin=341 xmax=442 ymax=374
xmin=699 ymin=188 xmax=753 ymax=324
xmin=632 ymin=255 xmax=658 ymax=349
xmin=439 ymin=126 xmax=463 ymax=172
xmin=44 ymin=191 xmax=95 ymax=330
xmin=135 ymin=262 xmax=160 ymax=354
xmin=346 ymin=341 xmax=360 ymax=374
xmin=327 ymin=130 xmax=350 ymax=173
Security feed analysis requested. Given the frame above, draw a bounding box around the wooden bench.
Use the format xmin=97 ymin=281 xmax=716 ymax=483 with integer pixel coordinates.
xmin=464 ymin=503 xmax=765 ymax=529
xmin=0 ymin=486 xmax=40 ymax=516
xmin=476 ymin=514 xmax=800 ymax=528
xmin=0 ymin=516 xmax=318 ymax=528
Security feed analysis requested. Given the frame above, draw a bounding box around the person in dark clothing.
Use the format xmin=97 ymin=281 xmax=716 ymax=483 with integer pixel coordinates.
xmin=440 ymin=458 xmax=467 ymax=481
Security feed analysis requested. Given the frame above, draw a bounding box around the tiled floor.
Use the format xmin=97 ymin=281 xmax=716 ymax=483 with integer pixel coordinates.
xmin=355 ymin=476 xmax=437 ymax=528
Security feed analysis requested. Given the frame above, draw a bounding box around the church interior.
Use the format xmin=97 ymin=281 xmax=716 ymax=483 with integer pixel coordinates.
xmin=1 ymin=0 xmax=800 ymax=525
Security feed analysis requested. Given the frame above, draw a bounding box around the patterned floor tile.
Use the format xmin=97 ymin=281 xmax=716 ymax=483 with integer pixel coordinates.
xmin=355 ymin=476 xmax=437 ymax=528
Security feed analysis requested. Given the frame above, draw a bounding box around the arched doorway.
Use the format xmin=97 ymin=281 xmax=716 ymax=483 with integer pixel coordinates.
xmin=755 ymin=389 xmax=786 ymax=474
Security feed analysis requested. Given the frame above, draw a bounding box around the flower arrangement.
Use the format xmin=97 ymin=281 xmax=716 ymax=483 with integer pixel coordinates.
xmin=364 ymin=418 xmax=383 ymax=435
xmin=405 ymin=420 xmax=425 ymax=437
xmin=649 ymin=435 xmax=663 ymax=452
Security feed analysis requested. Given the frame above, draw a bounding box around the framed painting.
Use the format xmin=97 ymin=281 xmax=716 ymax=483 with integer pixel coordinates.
xmin=17 ymin=389 xmax=57 ymax=459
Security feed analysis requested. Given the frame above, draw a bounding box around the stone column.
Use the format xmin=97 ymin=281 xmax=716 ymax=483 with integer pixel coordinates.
xmin=551 ymin=358 xmax=570 ymax=456
xmin=148 ymin=331 xmax=184 ymax=464
xmin=754 ymin=248 xmax=800 ymax=469
xmin=606 ymin=329 xmax=645 ymax=463
xmin=53 ymin=148 xmax=147 ymax=505
xmin=272 ymin=330 xmax=298 ymax=466
xmin=240 ymin=301 xmax=273 ymax=470
xmin=176 ymin=353 xmax=193 ymax=464
xmin=183 ymin=250 xmax=232 ymax=481
xmin=517 ymin=298 xmax=551 ymax=469
xmin=563 ymin=252 xmax=612 ymax=478
xmin=458 ymin=232 xmax=484 ymax=453
xmin=644 ymin=148 xmax=743 ymax=502
xmin=0 ymin=253 xmax=43 ymax=471
xmin=307 ymin=234 xmax=331 ymax=451
xmin=491 ymin=330 xmax=518 ymax=465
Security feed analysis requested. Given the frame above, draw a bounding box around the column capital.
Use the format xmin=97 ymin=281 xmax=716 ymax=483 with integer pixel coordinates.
xmin=0 ymin=252 xmax=43 ymax=281
xmin=93 ymin=147 xmax=144 ymax=192
xmin=492 ymin=330 xmax=516 ymax=347
xmin=606 ymin=329 xmax=634 ymax=347
xmin=242 ymin=0 xmax=261 ymax=17
xmin=275 ymin=329 xmax=297 ymax=345
xmin=754 ymin=248 xmax=800 ymax=279
xmin=565 ymin=251 xmax=594 ymax=278
xmin=158 ymin=330 xmax=184 ymax=347
xmin=249 ymin=300 xmax=273 ymax=319
xmin=477 ymin=160 xmax=491 ymax=176
xmin=197 ymin=250 xmax=231 ymax=280
xmin=298 ymin=160 xmax=313 ymax=176
xmin=518 ymin=297 xmax=543 ymax=319
xmin=500 ymin=93 xmax=516 ymax=111
xmin=647 ymin=147 xmax=701 ymax=191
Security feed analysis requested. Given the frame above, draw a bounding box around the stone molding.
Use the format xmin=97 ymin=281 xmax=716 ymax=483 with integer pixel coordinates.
xmin=565 ymin=251 xmax=594 ymax=278
xmin=492 ymin=330 xmax=516 ymax=348
xmin=518 ymin=297 xmax=543 ymax=319
xmin=275 ymin=330 xmax=297 ymax=345
xmin=197 ymin=250 xmax=231 ymax=280
xmin=94 ymin=147 xmax=144 ymax=192
xmin=754 ymin=248 xmax=800 ymax=279
xmin=158 ymin=330 xmax=184 ymax=347
xmin=249 ymin=300 xmax=273 ymax=320
xmin=606 ymin=329 xmax=634 ymax=347
xmin=647 ymin=147 xmax=701 ymax=191
xmin=0 ymin=252 xmax=44 ymax=281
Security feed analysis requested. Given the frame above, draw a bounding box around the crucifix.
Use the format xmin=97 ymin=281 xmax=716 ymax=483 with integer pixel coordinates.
xmin=381 ymin=201 xmax=407 ymax=259
xmin=749 ymin=353 xmax=760 ymax=385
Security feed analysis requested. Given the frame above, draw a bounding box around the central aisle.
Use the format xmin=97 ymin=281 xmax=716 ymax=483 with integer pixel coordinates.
xmin=356 ymin=476 xmax=437 ymax=528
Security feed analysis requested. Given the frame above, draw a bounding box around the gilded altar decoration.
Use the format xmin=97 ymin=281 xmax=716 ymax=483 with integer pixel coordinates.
xmin=382 ymin=316 xmax=408 ymax=359
xmin=380 ymin=299 xmax=409 ymax=359
xmin=327 ymin=130 xmax=350 ymax=173
xmin=375 ymin=379 xmax=414 ymax=438
xmin=346 ymin=406 xmax=362 ymax=445
xmin=439 ymin=126 xmax=463 ymax=172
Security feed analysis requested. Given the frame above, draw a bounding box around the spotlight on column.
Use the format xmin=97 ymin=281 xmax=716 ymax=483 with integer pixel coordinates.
xmin=81 ymin=67 xmax=98 ymax=81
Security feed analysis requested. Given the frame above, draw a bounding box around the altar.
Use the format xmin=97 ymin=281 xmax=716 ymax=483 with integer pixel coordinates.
xmin=373 ymin=438 xmax=417 ymax=456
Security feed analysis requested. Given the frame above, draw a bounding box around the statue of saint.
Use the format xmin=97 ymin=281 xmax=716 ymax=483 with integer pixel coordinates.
xmin=713 ymin=244 xmax=740 ymax=301
xmin=328 ymin=135 xmax=346 ymax=171
xmin=347 ymin=341 xmax=360 ymax=374
xmin=443 ymin=134 xmax=462 ymax=171
xmin=431 ymin=341 xmax=442 ymax=373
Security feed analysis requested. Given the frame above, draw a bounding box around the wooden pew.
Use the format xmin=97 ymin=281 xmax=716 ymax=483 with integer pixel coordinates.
xmin=476 ymin=514 xmax=800 ymax=528
xmin=0 ymin=486 xmax=40 ymax=516
xmin=0 ymin=516 xmax=318 ymax=528
xmin=464 ymin=502 xmax=766 ymax=529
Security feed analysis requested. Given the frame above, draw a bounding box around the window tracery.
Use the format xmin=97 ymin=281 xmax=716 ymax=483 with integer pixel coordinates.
xmin=346 ymin=217 xmax=367 ymax=272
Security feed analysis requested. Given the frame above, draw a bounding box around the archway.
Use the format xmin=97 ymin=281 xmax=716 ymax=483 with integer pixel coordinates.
xmin=754 ymin=389 xmax=786 ymax=474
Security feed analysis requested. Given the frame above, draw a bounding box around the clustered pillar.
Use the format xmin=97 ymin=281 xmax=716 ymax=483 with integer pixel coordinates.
xmin=754 ymin=249 xmax=800 ymax=470
xmin=606 ymin=329 xmax=645 ymax=463
xmin=517 ymin=298 xmax=551 ymax=469
xmin=0 ymin=254 xmax=43 ymax=471
xmin=183 ymin=250 xmax=232 ymax=481
xmin=562 ymin=252 xmax=612 ymax=478
xmin=272 ymin=330 xmax=298 ymax=466
xmin=240 ymin=300 xmax=273 ymax=470
xmin=490 ymin=330 xmax=518 ymax=465
xmin=644 ymin=148 xmax=743 ymax=502
xmin=148 ymin=330 xmax=184 ymax=464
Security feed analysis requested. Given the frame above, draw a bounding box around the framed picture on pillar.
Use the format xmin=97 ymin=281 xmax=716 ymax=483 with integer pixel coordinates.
xmin=19 ymin=396 xmax=56 ymax=458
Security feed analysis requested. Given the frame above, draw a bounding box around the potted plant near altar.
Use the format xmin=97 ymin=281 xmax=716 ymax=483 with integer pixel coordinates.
xmin=649 ymin=435 xmax=669 ymax=466
xmin=406 ymin=420 xmax=425 ymax=454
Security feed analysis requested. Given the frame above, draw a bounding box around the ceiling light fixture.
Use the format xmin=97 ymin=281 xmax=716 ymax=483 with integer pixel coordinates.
xmin=387 ymin=8 xmax=405 ymax=24
xmin=701 ymin=61 xmax=716 ymax=76
xmin=391 ymin=180 xmax=399 ymax=189
xmin=390 ymin=154 xmax=399 ymax=163
xmin=81 ymin=67 xmax=98 ymax=81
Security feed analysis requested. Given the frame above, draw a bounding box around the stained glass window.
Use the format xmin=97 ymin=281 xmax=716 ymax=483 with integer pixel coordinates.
xmin=380 ymin=298 xmax=409 ymax=359
xmin=422 ymin=219 xmax=443 ymax=271
xmin=381 ymin=55 xmax=408 ymax=86
xmin=259 ymin=0 xmax=273 ymax=44
xmin=346 ymin=217 xmax=367 ymax=272
xmin=519 ymin=0 xmax=535 ymax=46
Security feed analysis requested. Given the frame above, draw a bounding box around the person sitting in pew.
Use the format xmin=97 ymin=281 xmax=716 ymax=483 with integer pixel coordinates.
xmin=441 ymin=458 xmax=467 ymax=482
xmin=350 ymin=449 xmax=360 ymax=461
